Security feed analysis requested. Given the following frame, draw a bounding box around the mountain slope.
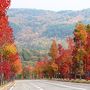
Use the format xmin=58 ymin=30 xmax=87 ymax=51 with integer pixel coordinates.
xmin=7 ymin=8 xmax=90 ymax=61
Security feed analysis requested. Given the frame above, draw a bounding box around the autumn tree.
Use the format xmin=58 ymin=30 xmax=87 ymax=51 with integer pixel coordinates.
xmin=23 ymin=65 xmax=33 ymax=79
xmin=0 ymin=0 xmax=22 ymax=84
xmin=84 ymin=24 xmax=90 ymax=80
xmin=73 ymin=22 xmax=87 ymax=79
xmin=56 ymin=41 xmax=73 ymax=79
xmin=49 ymin=40 xmax=58 ymax=62
xmin=48 ymin=40 xmax=59 ymax=77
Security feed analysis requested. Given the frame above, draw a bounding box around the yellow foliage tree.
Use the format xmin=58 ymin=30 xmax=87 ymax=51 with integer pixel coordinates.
xmin=4 ymin=44 xmax=17 ymax=54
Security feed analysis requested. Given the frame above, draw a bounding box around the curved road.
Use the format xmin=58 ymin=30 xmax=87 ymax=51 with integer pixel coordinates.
xmin=10 ymin=80 xmax=90 ymax=90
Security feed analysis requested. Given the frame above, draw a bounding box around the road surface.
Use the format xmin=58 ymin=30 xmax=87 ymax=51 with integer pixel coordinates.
xmin=9 ymin=80 xmax=90 ymax=90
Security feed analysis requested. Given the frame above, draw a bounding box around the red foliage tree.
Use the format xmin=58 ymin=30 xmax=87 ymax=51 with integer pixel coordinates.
xmin=0 ymin=0 xmax=22 ymax=84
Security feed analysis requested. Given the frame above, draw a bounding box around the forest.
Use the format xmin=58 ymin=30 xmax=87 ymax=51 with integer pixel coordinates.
xmin=22 ymin=23 xmax=90 ymax=81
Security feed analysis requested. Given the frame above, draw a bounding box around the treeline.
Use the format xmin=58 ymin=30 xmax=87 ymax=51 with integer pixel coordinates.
xmin=23 ymin=22 xmax=90 ymax=80
xmin=0 ymin=0 xmax=22 ymax=85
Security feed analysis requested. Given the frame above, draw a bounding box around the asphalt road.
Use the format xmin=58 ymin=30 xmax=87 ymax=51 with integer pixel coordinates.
xmin=9 ymin=80 xmax=90 ymax=90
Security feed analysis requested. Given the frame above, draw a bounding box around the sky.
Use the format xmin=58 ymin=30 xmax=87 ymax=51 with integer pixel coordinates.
xmin=10 ymin=0 xmax=90 ymax=11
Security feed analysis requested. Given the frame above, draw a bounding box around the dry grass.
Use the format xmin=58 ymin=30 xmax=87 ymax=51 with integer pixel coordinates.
xmin=52 ymin=78 xmax=90 ymax=84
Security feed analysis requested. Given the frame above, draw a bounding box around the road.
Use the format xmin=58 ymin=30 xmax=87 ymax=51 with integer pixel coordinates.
xmin=9 ymin=80 xmax=90 ymax=90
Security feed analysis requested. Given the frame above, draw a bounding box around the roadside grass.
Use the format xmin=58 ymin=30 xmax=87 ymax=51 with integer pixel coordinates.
xmin=51 ymin=78 xmax=90 ymax=84
xmin=70 ymin=79 xmax=90 ymax=84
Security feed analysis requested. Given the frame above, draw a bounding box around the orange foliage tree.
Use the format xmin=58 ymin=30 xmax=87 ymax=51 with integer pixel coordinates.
xmin=73 ymin=22 xmax=87 ymax=79
xmin=49 ymin=40 xmax=58 ymax=61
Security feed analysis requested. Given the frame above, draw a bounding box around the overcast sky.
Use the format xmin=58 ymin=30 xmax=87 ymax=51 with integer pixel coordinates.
xmin=10 ymin=0 xmax=90 ymax=11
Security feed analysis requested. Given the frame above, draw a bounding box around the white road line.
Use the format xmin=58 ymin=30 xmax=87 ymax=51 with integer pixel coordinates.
xmin=30 ymin=83 xmax=44 ymax=90
xmin=9 ymin=82 xmax=16 ymax=90
xmin=9 ymin=86 xmax=14 ymax=90
xmin=44 ymin=82 xmax=87 ymax=90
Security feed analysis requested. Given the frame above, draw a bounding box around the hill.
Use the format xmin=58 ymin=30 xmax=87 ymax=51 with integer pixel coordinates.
xmin=7 ymin=8 xmax=90 ymax=62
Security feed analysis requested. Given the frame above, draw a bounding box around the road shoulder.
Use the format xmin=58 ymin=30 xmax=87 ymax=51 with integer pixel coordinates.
xmin=0 ymin=81 xmax=15 ymax=90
